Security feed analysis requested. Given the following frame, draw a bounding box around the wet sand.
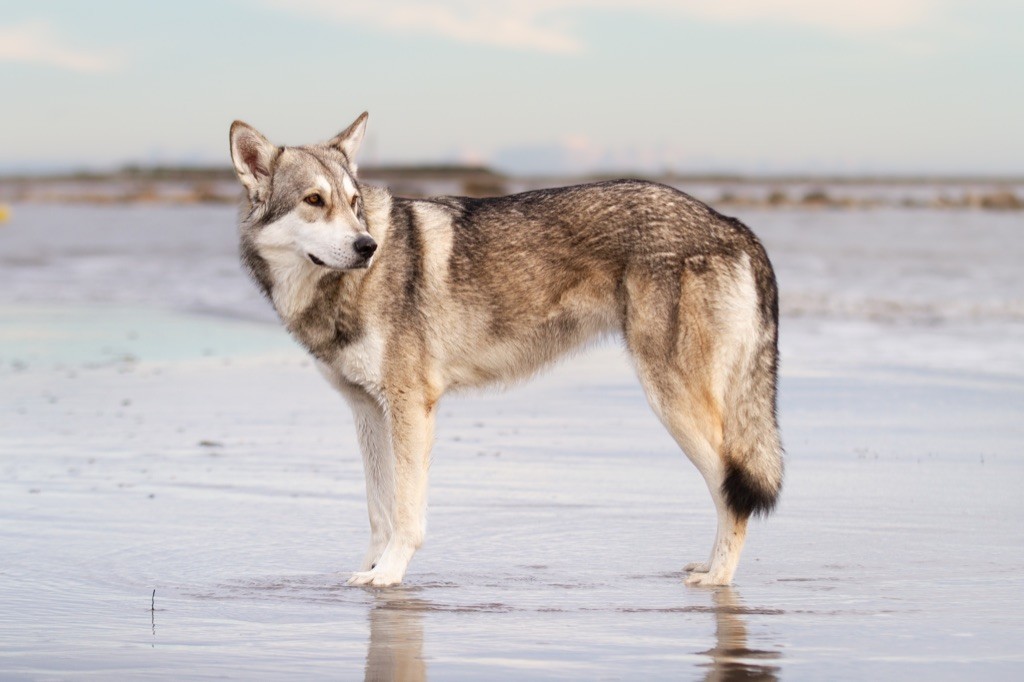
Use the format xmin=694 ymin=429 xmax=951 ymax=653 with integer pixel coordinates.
xmin=1 ymin=306 xmax=1022 ymax=680
xmin=2 ymin=202 xmax=1023 ymax=678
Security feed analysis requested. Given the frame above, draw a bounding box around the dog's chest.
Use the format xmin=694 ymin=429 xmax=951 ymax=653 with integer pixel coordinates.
xmin=317 ymin=328 xmax=387 ymax=392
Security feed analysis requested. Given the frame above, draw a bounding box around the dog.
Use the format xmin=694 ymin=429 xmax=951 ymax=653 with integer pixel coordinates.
xmin=229 ymin=113 xmax=783 ymax=587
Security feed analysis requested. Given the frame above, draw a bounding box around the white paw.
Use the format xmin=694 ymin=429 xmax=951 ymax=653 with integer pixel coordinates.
xmin=359 ymin=544 xmax=387 ymax=572
xmin=684 ymin=570 xmax=731 ymax=587
xmin=347 ymin=567 xmax=404 ymax=587
xmin=684 ymin=561 xmax=709 ymax=573
xmin=348 ymin=537 xmax=416 ymax=587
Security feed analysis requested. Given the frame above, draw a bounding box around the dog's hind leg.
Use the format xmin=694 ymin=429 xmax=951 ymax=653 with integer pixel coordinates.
xmin=635 ymin=368 xmax=749 ymax=586
xmin=342 ymin=387 xmax=395 ymax=572
xmin=626 ymin=258 xmax=778 ymax=586
xmin=348 ymin=386 xmax=437 ymax=587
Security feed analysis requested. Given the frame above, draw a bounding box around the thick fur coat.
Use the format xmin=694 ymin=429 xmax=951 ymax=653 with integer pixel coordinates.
xmin=230 ymin=114 xmax=783 ymax=587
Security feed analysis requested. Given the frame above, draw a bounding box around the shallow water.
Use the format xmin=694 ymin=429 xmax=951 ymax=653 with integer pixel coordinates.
xmin=1 ymin=203 xmax=1023 ymax=679
xmin=2 ymin=308 xmax=1023 ymax=679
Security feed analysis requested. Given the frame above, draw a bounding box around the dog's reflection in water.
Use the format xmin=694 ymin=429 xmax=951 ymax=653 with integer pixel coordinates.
xmin=701 ymin=588 xmax=781 ymax=682
xmin=360 ymin=587 xmax=780 ymax=682
xmin=364 ymin=592 xmax=427 ymax=682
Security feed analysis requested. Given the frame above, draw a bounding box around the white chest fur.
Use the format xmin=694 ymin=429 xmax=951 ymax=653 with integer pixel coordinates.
xmin=315 ymin=326 xmax=387 ymax=396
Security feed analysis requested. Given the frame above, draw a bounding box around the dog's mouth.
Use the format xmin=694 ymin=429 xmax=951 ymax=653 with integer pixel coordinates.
xmin=306 ymin=253 xmax=371 ymax=270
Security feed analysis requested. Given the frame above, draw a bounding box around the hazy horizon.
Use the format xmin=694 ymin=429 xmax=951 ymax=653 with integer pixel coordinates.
xmin=3 ymin=1 xmax=1023 ymax=176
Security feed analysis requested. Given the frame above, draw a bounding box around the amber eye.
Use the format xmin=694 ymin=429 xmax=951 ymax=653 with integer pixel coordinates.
xmin=304 ymin=193 xmax=324 ymax=207
xmin=349 ymin=194 xmax=359 ymax=210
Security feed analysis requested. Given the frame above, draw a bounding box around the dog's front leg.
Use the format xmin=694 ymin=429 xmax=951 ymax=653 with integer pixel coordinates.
xmin=342 ymin=387 xmax=395 ymax=572
xmin=348 ymin=390 xmax=436 ymax=587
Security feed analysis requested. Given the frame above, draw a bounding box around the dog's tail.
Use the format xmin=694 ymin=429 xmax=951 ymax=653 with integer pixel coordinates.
xmin=718 ymin=248 xmax=784 ymax=520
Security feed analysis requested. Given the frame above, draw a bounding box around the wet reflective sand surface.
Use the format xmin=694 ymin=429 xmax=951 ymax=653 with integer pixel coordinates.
xmin=2 ymin=312 xmax=1022 ymax=679
xmin=2 ymin=204 xmax=1023 ymax=678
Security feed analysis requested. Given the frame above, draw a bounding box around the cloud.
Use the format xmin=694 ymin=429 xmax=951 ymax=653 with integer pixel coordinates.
xmin=263 ymin=0 xmax=583 ymax=54
xmin=0 ymin=21 xmax=122 ymax=73
xmin=665 ymin=0 xmax=933 ymax=33
xmin=263 ymin=0 xmax=936 ymax=54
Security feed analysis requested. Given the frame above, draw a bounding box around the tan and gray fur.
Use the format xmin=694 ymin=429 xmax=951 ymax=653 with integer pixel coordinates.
xmin=229 ymin=113 xmax=783 ymax=587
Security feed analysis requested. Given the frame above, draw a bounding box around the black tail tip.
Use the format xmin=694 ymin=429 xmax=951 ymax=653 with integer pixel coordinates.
xmin=722 ymin=461 xmax=780 ymax=519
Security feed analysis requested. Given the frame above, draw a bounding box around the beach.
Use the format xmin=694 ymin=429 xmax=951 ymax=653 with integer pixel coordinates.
xmin=1 ymin=198 xmax=1023 ymax=679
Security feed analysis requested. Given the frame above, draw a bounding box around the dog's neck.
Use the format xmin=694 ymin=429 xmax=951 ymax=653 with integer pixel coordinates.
xmin=267 ymin=249 xmax=332 ymax=321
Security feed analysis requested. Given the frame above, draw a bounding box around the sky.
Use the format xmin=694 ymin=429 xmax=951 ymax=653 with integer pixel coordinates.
xmin=1 ymin=0 xmax=1023 ymax=175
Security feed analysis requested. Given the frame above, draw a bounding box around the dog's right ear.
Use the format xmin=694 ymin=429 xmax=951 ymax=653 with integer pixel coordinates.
xmin=230 ymin=121 xmax=278 ymax=202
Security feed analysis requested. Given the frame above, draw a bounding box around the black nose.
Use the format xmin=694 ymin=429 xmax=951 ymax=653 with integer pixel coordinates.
xmin=353 ymin=235 xmax=377 ymax=259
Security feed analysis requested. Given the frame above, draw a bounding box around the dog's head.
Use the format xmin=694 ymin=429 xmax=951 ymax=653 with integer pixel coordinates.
xmin=230 ymin=113 xmax=376 ymax=271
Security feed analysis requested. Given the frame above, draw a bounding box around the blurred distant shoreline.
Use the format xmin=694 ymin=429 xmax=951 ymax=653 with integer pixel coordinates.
xmin=2 ymin=164 xmax=1023 ymax=210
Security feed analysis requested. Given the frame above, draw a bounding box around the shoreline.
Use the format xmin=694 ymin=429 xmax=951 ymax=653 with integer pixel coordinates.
xmin=2 ymin=171 xmax=1023 ymax=209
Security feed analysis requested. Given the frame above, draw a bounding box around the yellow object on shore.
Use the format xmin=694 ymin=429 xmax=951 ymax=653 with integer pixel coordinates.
xmin=0 ymin=204 xmax=10 ymax=223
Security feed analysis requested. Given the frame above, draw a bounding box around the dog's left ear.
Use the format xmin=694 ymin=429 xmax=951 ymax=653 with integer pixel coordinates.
xmin=328 ymin=112 xmax=368 ymax=172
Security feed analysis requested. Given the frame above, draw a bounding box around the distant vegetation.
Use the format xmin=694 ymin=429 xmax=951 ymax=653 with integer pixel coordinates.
xmin=1 ymin=164 xmax=1022 ymax=210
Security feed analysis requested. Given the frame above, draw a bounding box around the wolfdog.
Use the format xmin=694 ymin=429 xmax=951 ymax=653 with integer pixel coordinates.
xmin=229 ymin=113 xmax=783 ymax=587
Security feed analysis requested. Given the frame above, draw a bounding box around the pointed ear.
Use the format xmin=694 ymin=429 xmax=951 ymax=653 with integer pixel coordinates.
xmin=327 ymin=112 xmax=368 ymax=171
xmin=229 ymin=121 xmax=278 ymax=201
